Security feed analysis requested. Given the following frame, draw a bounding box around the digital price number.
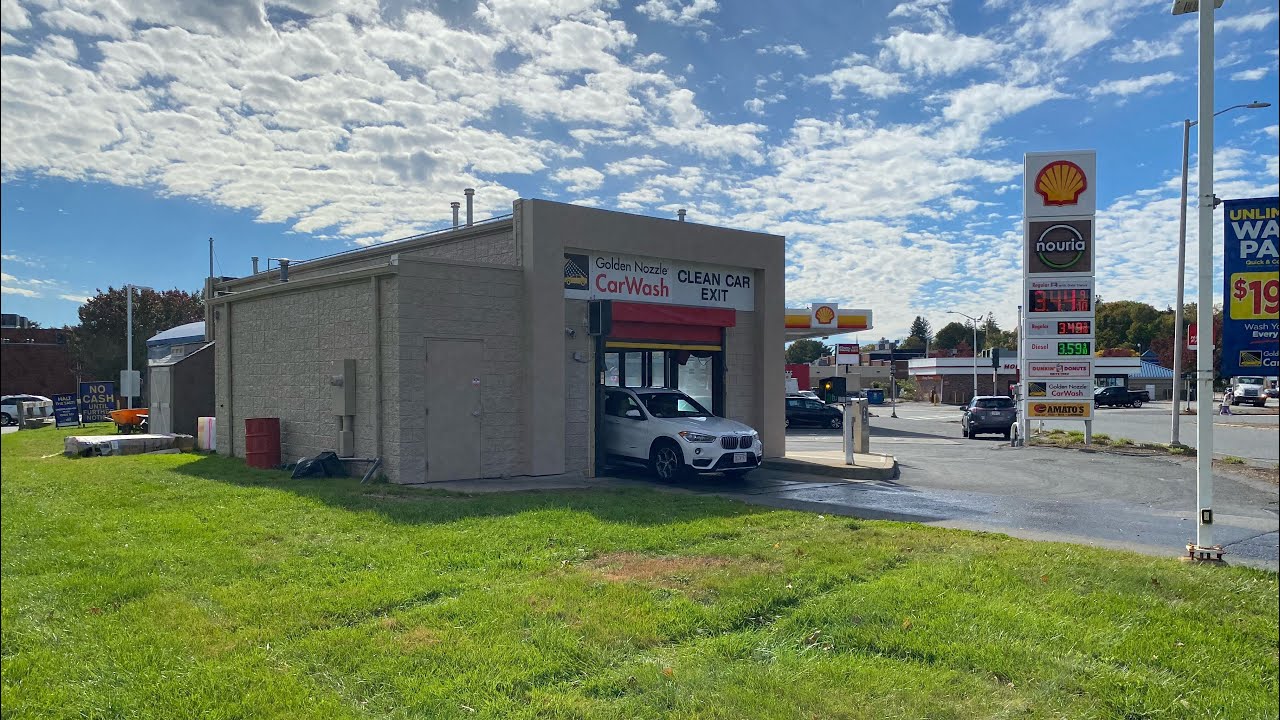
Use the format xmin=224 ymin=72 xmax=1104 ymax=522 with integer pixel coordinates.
xmin=1029 ymin=288 xmax=1091 ymax=313
xmin=1056 ymin=320 xmax=1092 ymax=335
xmin=1230 ymin=273 xmax=1280 ymax=319
xmin=1056 ymin=341 xmax=1092 ymax=356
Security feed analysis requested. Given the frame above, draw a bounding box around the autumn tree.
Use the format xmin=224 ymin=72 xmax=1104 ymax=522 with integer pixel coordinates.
xmin=70 ymin=287 xmax=205 ymax=385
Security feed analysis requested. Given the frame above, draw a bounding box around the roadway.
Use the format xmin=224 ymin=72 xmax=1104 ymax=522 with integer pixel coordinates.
xmin=760 ymin=400 xmax=1279 ymax=569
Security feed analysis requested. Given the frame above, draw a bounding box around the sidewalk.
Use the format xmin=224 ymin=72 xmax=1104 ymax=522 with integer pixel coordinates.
xmin=762 ymin=450 xmax=898 ymax=481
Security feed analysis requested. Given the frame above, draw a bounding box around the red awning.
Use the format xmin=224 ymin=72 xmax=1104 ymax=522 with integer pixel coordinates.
xmin=608 ymin=302 xmax=735 ymax=347
xmin=611 ymin=302 xmax=736 ymax=327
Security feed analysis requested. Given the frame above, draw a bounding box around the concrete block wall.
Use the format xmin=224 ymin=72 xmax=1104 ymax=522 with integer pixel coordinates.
xmin=725 ymin=310 xmax=758 ymax=428
xmin=563 ymin=300 xmax=592 ymax=474
xmin=411 ymin=229 xmax=518 ymax=266
xmin=396 ymin=258 xmax=524 ymax=482
xmin=214 ymin=276 xmax=399 ymax=475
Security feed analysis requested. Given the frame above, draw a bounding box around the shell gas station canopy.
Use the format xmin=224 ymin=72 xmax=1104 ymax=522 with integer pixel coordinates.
xmin=785 ymin=304 xmax=873 ymax=342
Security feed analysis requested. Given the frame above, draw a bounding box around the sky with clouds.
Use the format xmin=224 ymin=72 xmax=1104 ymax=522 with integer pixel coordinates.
xmin=1 ymin=0 xmax=1276 ymax=343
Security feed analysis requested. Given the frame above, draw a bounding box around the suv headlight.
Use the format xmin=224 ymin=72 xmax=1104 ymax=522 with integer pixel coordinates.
xmin=678 ymin=431 xmax=716 ymax=443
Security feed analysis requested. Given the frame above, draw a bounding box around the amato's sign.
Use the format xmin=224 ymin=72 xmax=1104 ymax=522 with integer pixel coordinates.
xmin=1027 ymin=401 xmax=1092 ymax=419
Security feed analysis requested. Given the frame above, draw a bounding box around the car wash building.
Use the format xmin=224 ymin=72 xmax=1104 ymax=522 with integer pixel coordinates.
xmin=209 ymin=199 xmax=786 ymax=483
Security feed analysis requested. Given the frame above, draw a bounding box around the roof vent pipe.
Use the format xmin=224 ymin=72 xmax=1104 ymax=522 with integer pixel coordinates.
xmin=451 ymin=201 xmax=460 ymax=229
xmin=464 ymin=188 xmax=475 ymax=227
xmin=251 ymin=256 xmax=260 ymax=274
xmin=677 ymin=208 xmax=687 ymax=222
xmin=278 ymin=258 xmax=290 ymax=282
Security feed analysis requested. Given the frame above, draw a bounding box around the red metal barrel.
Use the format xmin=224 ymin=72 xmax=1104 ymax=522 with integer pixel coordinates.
xmin=244 ymin=417 xmax=281 ymax=469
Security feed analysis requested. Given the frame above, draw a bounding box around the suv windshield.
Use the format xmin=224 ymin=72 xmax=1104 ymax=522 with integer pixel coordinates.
xmin=638 ymin=391 xmax=711 ymax=418
xmin=974 ymin=398 xmax=1015 ymax=409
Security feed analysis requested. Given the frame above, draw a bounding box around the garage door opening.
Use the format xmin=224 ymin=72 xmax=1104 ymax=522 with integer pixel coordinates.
xmin=592 ymin=301 xmax=735 ymax=474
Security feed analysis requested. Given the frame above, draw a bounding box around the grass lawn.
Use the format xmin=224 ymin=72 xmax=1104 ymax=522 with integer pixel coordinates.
xmin=3 ymin=426 xmax=1277 ymax=719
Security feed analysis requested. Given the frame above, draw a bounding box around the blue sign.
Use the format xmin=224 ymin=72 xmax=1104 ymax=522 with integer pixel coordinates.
xmin=78 ymin=381 xmax=117 ymax=423
xmin=52 ymin=393 xmax=80 ymax=428
xmin=1221 ymin=197 xmax=1279 ymax=377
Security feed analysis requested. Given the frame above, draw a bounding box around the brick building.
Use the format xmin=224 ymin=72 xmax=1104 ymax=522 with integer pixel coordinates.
xmin=209 ymin=199 xmax=787 ymax=483
xmin=1 ymin=327 xmax=77 ymax=397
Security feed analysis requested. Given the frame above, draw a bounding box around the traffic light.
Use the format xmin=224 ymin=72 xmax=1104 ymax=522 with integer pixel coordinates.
xmin=992 ymin=347 xmax=1001 ymax=370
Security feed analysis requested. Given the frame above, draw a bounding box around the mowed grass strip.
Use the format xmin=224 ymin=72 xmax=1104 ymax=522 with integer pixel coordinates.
xmin=2 ymin=426 xmax=1276 ymax=719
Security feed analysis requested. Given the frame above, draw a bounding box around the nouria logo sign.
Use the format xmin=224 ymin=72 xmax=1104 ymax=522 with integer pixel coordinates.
xmin=1030 ymin=220 xmax=1091 ymax=272
xmin=814 ymin=305 xmax=836 ymax=325
xmin=1035 ymin=160 xmax=1087 ymax=206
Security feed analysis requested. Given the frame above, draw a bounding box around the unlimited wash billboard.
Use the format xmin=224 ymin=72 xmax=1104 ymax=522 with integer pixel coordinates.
xmin=1220 ymin=197 xmax=1279 ymax=377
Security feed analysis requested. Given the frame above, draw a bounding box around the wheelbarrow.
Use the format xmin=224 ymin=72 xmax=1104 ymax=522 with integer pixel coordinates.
xmin=109 ymin=408 xmax=149 ymax=434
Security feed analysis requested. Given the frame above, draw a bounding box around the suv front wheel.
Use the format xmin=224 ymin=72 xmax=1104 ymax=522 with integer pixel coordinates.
xmin=650 ymin=439 xmax=687 ymax=481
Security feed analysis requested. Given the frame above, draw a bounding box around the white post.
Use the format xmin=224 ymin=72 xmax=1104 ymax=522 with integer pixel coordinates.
xmin=1171 ymin=118 xmax=1191 ymax=445
xmin=971 ymin=322 xmax=978 ymax=399
xmin=125 ymin=286 xmax=133 ymax=410
xmin=1194 ymin=0 xmax=1215 ymax=550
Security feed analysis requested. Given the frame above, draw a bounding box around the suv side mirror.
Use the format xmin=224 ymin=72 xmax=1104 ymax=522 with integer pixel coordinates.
xmin=625 ymin=409 xmax=642 ymax=419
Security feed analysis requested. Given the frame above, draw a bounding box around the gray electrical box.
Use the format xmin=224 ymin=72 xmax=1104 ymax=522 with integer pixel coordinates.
xmin=331 ymin=359 xmax=356 ymax=416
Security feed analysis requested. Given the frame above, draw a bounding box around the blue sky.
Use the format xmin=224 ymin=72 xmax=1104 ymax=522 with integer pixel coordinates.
xmin=2 ymin=0 xmax=1277 ymax=343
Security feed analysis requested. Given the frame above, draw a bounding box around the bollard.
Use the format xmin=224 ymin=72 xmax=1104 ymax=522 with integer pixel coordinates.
xmin=843 ymin=401 xmax=854 ymax=465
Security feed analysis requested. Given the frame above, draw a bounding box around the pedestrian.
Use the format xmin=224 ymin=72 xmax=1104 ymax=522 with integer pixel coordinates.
xmin=1220 ymin=389 xmax=1233 ymax=416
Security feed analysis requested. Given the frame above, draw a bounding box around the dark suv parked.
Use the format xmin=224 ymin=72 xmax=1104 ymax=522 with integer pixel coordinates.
xmin=961 ymin=396 xmax=1016 ymax=439
xmin=785 ymin=397 xmax=843 ymax=429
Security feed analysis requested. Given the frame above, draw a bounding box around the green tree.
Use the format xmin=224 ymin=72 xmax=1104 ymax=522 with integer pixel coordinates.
xmin=785 ymin=338 xmax=832 ymax=365
xmin=908 ymin=316 xmax=932 ymax=345
xmin=70 ymin=287 xmax=205 ymax=384
xmin=933 ymin=321 xmax=973 ymax=351
xmin=1094 ymin=299 xmax=1164 ymax=351
xmin=898 ymin=335 xmax=925 ymax=351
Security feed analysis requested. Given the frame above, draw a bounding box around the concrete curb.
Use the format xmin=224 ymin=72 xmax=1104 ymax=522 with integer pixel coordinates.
xmin=761 ymin=456 xmax=899 ymax=481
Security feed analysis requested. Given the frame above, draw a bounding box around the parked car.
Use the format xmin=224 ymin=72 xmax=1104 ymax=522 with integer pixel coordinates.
xmin=1266 ymin=386 xmax=1279 ymax=400
xmin=1094 ymin=386 xmax=1144 ymax=408
xmin=785 ymin=396 xmax=843 ymax=429
xmin=1 ymin=394 xmax=54 ymax=426
xmin=787 ymin=390 xmax=822 ymax=402
xmin=1229 ymin=376 xmax=1268 ymax=407
xmin=603 ymin=387 xmax=762 ymax=480
xmin=961 ymin=396 xmax=1016 ymax=439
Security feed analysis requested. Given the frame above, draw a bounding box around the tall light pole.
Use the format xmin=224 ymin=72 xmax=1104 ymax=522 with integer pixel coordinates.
xmin=125 ymin=284 xmax=154 ymax=410
xmin=948 ymin=310 xmax=981 ymax=399
xmin=1172 ymin=0 xmax=1223 ymax=557
xmin=1170 ymin=100 xmax=1269 ymax=446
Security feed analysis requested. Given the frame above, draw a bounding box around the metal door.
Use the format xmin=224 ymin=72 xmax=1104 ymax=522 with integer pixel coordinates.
xmin=149 ymin=366 xmax=172 ymax=435
xmin=425 ymin=339 xmax=483 ymax=481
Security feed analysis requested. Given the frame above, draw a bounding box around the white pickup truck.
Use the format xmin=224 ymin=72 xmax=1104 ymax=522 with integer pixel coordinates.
xmin=1229 ymin=376 xmax=1269 ymax=407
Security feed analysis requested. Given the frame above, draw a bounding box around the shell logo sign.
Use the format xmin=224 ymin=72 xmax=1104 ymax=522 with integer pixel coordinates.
xmin=811 ymin=303 xmax=838 ymax=329
xmin=1035 ymin=161 xmax=1087 ymax=206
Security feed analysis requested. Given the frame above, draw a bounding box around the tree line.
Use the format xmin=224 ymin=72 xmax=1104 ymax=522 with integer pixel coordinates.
xmin=59 ymin=287 xmax=206 ymax=384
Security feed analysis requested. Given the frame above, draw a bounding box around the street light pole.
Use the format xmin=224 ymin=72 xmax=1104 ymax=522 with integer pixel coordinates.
xmin=947 ymin=310 xmax=981 ymax=400
xmin=1169 ymin=100 xmax=1269 ymax=446
xmin=124 ymin=284 xmax=154 ymax=411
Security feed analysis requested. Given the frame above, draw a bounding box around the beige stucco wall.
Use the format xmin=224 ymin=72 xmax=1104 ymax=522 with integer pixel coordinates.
xmin=564 ymin=299 xmax=593 ymax=474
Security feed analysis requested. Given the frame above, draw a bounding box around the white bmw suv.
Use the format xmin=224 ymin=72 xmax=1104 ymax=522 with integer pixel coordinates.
xmin=603 ymin=387 xmax=762 ymax=480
